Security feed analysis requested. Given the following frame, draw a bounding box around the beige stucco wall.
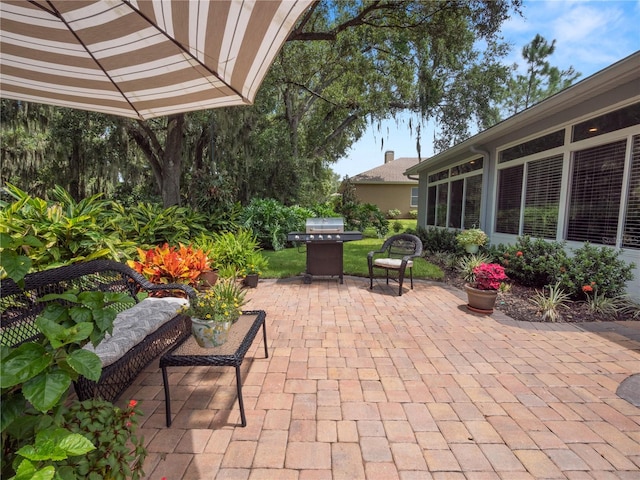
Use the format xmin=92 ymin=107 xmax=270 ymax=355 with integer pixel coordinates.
xmin=353 ymin=183 xmax=417 ymax=218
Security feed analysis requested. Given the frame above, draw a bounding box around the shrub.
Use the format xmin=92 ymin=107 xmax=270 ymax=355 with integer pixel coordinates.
xmin=408 ymin=210 xmax=418 ymax=219
xmin=499 ymin=236 xmax=567 ymax=288
xmin=387 ymin=209 xmax=401 ymax=219
xmin=337 ymin=202 xmax=388 ymax=237
xmin=411 ymin=226 xmax=458 ymax=254
xmin=241 ymin=198 xmax=308 ymax=250
xmin=556 ymin=243 xmax=634 ymax=298
xmin=392 ymin=220 xmax=403 ymax=233
xmin=208 ymin=228 xmax=263 ymax=275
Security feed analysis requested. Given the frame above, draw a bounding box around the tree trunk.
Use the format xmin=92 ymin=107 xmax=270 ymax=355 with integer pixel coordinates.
xmin=162 ymin=114 xmax=184 ymax=207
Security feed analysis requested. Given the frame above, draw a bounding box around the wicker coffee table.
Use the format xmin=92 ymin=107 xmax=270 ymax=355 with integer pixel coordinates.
xmin=159 ymin=310 xmax=268 ymax=427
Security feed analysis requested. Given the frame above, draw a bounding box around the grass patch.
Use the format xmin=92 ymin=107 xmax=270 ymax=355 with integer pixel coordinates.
xmin=262 ymin=237 xmax=443 ymax=280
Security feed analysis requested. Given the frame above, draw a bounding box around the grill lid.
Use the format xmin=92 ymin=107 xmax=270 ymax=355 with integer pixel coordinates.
xmin=306 ymin=217 xmax=344 ymax=233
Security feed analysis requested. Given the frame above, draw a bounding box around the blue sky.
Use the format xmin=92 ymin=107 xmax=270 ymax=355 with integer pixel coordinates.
xmin=332 ymin=0 xmax=640 ymax=179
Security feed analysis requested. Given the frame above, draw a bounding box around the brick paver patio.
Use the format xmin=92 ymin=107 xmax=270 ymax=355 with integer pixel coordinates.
xmin=121 ymin=276 xmax=640 ymax=479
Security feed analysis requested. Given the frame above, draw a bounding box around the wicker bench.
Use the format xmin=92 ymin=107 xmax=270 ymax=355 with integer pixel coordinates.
xmin=0 ymin=259 xmax=196 ymax=402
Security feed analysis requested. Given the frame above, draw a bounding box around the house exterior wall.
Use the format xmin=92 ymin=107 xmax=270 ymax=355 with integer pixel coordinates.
xmin=409 ymin=72 xmax=640 ymax=298
xmin=353 ymin=183 xmax=417 ymax=218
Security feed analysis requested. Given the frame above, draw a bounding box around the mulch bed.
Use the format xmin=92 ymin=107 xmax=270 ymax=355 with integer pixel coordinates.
xmin=432 ymin=257 xmax=636 ymax=323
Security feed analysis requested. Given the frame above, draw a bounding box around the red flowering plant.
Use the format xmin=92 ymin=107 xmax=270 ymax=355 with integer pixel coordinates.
xmin=127 ymin=243 xmax=211 ymax=286
xmin=472 ymin=263 xmax=509 ymax=290
xmin=59 ymin=398 xmax=147 ymax=480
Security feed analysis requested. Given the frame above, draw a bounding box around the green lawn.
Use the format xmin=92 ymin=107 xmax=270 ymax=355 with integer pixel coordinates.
xmin=262 ymin=234 xmax=443 ymax=281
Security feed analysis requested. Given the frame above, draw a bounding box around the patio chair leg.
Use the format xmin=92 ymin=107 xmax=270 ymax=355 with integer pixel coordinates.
xmin=409 ymin=267 xmax=414 ymax=289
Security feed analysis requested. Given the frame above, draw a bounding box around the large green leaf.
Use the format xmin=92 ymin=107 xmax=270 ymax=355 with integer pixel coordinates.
xmin=12 ymin=459 xmax=55 ymax=480
xmin=0 ymin=394 xmax=26 ymax=433
xmin=17 ymin=428 xmax=95 ymax=461
xmin=67 ymin=349 xmax=102 ymax=381
xmin=77 ymin=290 xmax=105 ymax=310
xmin=22 ymin=371 xmax=72 ymax=413
xmin=0 ymin=250 xmax=32 ymax=282
xmin=0 ymin=343 xmax=49 ymax=388
xmin=91 ymin=308 xmax=117 ymax=334
xmin=36 ymin=317 xmax=93 ymax=349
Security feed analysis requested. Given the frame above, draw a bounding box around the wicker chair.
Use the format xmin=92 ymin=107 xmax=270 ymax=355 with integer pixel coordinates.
xmin=367 ymin=233 xmax=423 ymax=296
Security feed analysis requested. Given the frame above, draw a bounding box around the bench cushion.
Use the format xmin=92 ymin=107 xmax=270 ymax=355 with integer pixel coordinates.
xmin=373 ymin=258 xmax=413 ymax=269
xmin=84 ymin=297 xmax=189 ymax=367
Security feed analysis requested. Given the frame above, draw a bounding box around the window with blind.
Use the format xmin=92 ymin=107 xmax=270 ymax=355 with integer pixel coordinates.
xmin=523 ymin=155 xmax=563 ymax=238
xmin=623 ymin=135 xmax=640 ymax=249
xmin=436 ymin=184 xmax=448 ymax=227
xmin=464 ymin=175 xmax=482 ymax=229
xmin=496 ymin=165 xmax=523 ymax=234
xmin=567 ymin=140 xmax=627 ymax=245
xmin=426 ymin=186 xmax=436 ymax=225
xmin=449 ymin=180 xmax=463 ymax=228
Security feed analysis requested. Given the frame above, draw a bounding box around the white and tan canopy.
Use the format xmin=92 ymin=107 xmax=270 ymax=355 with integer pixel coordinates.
xmin=0 ymin=0 xmax=312 ymax=119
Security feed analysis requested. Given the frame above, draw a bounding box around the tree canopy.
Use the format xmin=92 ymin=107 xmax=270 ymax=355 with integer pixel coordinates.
xmin=1 ymin=0 xmax=523 ymax=208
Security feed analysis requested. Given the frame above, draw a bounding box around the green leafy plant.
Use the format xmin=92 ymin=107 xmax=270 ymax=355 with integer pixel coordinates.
xmin=581 ymin=283 xmax=623 ymax=316
xmin=240 ymin=251 xmax=268 ymax=276
xmin=1 ymin=289 xmax=139 ymax=479
xmin=240 ymin=198 xmax=308 ymax=251
xmin=209 ymin=229 xmax=262 ymax=275
xmin=411 ymin=226 xmax=458 ymax=254
xmin=57 ymin=399 xmax=147 ymax=480
xmin=555 ymin=243 xmax=634 ymax=299
xmin=392 ymin=220 xmax=403 ymax=233
xmin=500 ymin=236 xmax=567 ymax=288
xmin=531 ymin=282 xmax=571 ymax=322
xmin=0 ymin=184 xmax=128 ymax=270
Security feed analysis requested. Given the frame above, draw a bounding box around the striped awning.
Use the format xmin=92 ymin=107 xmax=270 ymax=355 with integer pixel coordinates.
xmin=0 ymin=0 xmax=312 ymax=119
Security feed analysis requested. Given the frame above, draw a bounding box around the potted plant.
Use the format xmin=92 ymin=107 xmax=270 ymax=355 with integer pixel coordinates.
xmin=127 ymin=243 xmax=212 ymax=287
xmin=183 ymin=278 xmax=247 ymax=347
xmin=456 ymin=228 xmax=488 ymax=254
xmin=465 ymin=262 xmax=508 ymax=314
xmin=241 ymin=252 xmax=268 ymax=288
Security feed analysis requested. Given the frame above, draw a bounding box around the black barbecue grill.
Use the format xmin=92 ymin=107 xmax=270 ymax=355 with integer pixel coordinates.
xmin=287 ymin=218 xmax=362 ymax=284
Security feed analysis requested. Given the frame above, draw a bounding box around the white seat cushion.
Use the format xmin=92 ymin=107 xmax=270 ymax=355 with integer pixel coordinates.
xmin=84 ymin=296 xmax=188 ymax=367
xmin=373 ymin=258 xmax=413 ymax=269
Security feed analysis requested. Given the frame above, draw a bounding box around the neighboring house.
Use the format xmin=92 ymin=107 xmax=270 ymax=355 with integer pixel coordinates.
xmin=405 ymin=51 xmax=640 ymax=294
xmin=350 ymin=151 xmax=420 ymax=218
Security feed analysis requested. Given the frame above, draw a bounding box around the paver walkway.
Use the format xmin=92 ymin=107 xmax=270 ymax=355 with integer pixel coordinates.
xmin=122 ymin=276 xmax=640 ymax=479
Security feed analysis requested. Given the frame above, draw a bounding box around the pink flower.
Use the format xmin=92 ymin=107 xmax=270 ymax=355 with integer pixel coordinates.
xmin=472 ymin=263 xmax=508 ymax=290
xmin=516 ymin=251 xmax=523 ymax=257
xmin=582 ymin=285 xmax=593 ymax=293
xmin=128 ymin=399 xmax=138 ymax=408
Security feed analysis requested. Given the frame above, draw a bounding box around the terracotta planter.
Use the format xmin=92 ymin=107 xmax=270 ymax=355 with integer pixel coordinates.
xmin=464 ymin=283 xmax=498 ymax=314
xmin=191 ymin=317 xmax=231 ymax=347
xmin=198 ymin=270 xmax=219 ymax=288
xmin=243 ymin=274 xmax=259 ymax=288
